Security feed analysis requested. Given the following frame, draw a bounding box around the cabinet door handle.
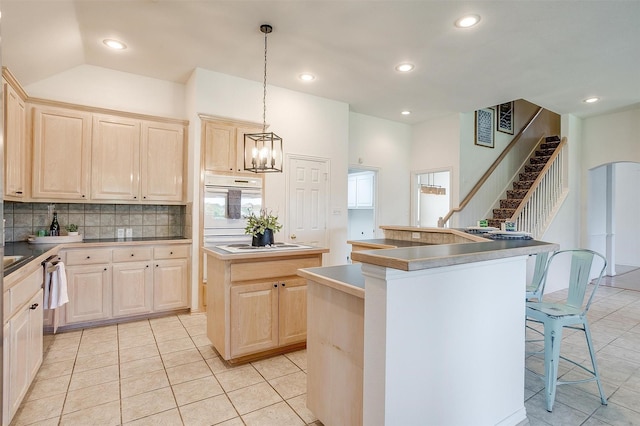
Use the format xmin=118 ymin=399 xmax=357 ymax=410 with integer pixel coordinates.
xmin=170 ymin=251 xmax=173 ymax=255
xmin=15 ymin=191 xmax=23 ymax=195
xmin=273 ymin=284 xmax=278 ymax=288
xmin=104 ymin=268 xmax=107 ymax=271
xmin=29 ymin=303 xmax=39 ymax=310
xmin=86 ymin=256 xmax=91 ymax=259
xmin=146 ymin=265 xmax=149 ymax=268
xmin=131 ymin=253 xmax=135 ymax=257
xmin=281 ymin=283 xmax=286 ymax=287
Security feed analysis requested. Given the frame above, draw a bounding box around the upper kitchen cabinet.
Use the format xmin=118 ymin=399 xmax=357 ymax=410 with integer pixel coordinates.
xmin=91 ymin=114 xmax=142 ymax=201
xmin=201 ymin=115 xmax=261 ymax=174
xmin=3 ymin=71 xmax=28 ymax=200
xmin=348 ymin=172 xmax=374 ymax=209
xmin=141 ymin=120 xmax=186 ymax=202
xmin=31 ymin=104 xmax=92 ymax=200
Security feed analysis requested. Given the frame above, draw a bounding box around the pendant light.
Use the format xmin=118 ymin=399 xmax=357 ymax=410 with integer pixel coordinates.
xmin=244 ymin=24 xmax=283 ymax=173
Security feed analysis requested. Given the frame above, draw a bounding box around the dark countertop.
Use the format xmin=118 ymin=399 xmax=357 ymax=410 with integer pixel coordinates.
xmin=3 ymin=237 xmax=191 ymax=278
xmin=298 ymin=263 xmax=365 ymax=299
xmin=351 ymin=239 xmax=559 ymax=272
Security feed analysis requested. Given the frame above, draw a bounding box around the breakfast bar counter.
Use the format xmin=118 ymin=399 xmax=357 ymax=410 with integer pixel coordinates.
xmin=300 ymin=234 xmax=558 ymax=426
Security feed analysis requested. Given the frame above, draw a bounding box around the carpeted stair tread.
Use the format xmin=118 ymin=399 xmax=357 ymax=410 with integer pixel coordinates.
xmin=519 ymin=172 xmax=539 ymax=181
xmin=525 ymin=164 xmax=545 ymax=173
xmin=536 ymin=148 xmax=556 ymax=157
xmin=513 ymin=181 xmax=534 ymax=190
xmin=530 ymin=156 xmax=551 ymax=165
xmin=487 ymin=219 xmax=505 ymax=228
xmin=507 ymin=189 xmax=529 ymax=199
xmin=545 ymin=135 xmax=560 ymax=142
xmin=493 ymin=208 xmax=515 ymax=219
xmin=500 ymin=199 xmax=521 ymax=209
xmin=540 ymin=141 xmax=560 ymax=150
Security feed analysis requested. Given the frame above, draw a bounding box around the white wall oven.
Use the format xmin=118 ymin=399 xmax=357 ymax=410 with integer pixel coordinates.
xmin=203 ymin=174 xmax=263 ymax=248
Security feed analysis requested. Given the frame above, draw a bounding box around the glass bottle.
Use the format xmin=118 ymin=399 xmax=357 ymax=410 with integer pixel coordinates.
xmin=50 ymin=212 xmax=60 ymax=236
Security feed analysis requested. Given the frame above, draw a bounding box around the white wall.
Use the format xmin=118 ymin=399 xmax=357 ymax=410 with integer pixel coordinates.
xmin=348 ymin=112 xmax=412 ymax=236
xmin=614 ymin=162 xmax=640 ymax=267
xmin=25 ymin=64 xmax=186 ymax=119
xmin=411 ymin=113 xmax=461 ymax=225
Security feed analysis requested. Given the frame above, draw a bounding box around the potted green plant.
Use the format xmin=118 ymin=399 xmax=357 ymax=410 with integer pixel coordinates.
xmin=244 ymin=208 xmax=283 ymax=246
xmin=65 ymin=224 xmax=79 ymax=236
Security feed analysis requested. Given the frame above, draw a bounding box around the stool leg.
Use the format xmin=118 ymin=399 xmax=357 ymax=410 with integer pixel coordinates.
xmin=584 ymin=321 xmax=607 ymax=405
xmin=544 ymin=321 xmax=563 ymax=412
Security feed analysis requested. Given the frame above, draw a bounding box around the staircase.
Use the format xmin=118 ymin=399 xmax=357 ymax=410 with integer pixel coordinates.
xmin=488 ymin=136 xmax=561 ymax=229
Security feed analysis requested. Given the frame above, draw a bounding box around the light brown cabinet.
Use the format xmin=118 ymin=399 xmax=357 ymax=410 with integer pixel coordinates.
xmin=59 ymin=242 xmax=190 ymax=328
xmin=3 ymin=265 xmax=44 ymax=426
xmin=206 ymin=251 xmax=324 ymax=362
xmin=31 ymin=105 xmax=92 ymax=200
xmin=3 ymin=75 xmax=28 ymax=199
xmin=141 ymin=120 xmax=186 ymax=202
xmin=91 ymin=114 xmax=142 ymax=200
xmin=201 ymin=116 xmax=261 ymax=174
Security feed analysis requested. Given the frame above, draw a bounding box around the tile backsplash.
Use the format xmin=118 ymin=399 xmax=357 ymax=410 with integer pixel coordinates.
xmin=3 ymin=202 xmax=186 ymax=242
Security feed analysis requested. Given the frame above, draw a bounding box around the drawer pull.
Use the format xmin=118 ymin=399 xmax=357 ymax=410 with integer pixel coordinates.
xmin=104 ymin=268 xmax=107 ymax=271
xmin=170 ymin=251 xmax=173 ymax=255
xmin=29 ymin=303 xmax=39 ymax=310
xmin=131 ymin=253 xmax=135 ymax=257
xmin=86 ymin=256 xmax=91 ymax=259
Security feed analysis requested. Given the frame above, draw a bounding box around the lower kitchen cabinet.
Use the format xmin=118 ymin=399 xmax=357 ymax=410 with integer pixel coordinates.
xmin=205 ymin=249 xmax=327 ymax=363
xmin=58 ymin=241 xmax=190 ymax=329
xmin=2 ymin=270 xmax=44 ymax=425
xmin=153 ymin=258 xmax=189 ymax=311
xmin=65 ymin=264 xmax=112 ymax=324
xmin=112 ymin=262 xmax=153 ymax=317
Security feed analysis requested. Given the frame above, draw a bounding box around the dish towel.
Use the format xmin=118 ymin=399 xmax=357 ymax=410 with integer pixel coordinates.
xmin=43 ymin=261 xmax=69 ymax=310
xmin=227 ymin=189 xmax=242 ymax=219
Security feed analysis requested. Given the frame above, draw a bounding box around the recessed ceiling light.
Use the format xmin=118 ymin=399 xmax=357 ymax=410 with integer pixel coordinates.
xmin=401 ymin=110 xmax=411 ymax=116
xmin=455 ymin=14 xmax=481 ymax=28
xmin=583 ymin=97 xmax=600 ymax=104
xmin=395 ymin=63 xmax=415 ymax=73
xmin=299 ymin=73 xmax=316 ymax=82
xmin=103 ymin=39 xmax=127 ymax=50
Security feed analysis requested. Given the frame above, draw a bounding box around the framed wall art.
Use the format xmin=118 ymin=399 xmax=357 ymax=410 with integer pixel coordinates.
xmin=497 ymin=101 xmax=514 ymax=134
xmin=475 ymin=107 xmax=495 ymax=148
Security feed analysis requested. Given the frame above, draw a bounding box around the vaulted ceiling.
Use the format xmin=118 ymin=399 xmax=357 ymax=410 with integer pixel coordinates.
xmin=3 ymin=1 xmax=639 ymax=124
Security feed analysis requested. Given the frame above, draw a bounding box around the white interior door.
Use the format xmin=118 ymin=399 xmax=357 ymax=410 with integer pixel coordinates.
xmin=288 ymin=157 xmax=328 ymax=247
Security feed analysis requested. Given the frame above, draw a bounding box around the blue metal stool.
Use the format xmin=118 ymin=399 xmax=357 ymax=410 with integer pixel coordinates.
xmin=525 ymin=249 xmax=607 ymax=412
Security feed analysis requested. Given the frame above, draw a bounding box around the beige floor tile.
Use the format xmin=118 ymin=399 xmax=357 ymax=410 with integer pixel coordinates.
xmin=284 ymin=350 xmax=307 ymax=371
xmin=287 ymin=394 xmax=317 ymax=424
xmin=149 ymin=316 xmax=184 ymax=329
xmin=63 ymin=381 xmax=120 ymax=414
xmin=10 ymin=392 xmax=65 ymax=425
xmin=41 ymin=345 xmax=78 ymax=364
xmin=156 ymin=337 xmax=196 ymax=354
xmin=80 ymin=332 xmax=118 ymax=346
xmin=268 ymin=371 xmax=307 ymax=400
xmin=190 ymin=334 xmax=212 ymax=347
xmin=26 ymin=374 xmax=71 ymax=401
xmin=172 ymin=375 xmax=225 ymax=406
xmin=121 ymin=387 xmax=177 ymax=423
xmin=47 ymin=336 xmax=81 ymax=352
xmin=199 ymin=345 xmax=219 ymax=360
xmin=118 ymin=319 xmax=151 ymax=331
xmin=252 ymin=355 xmax=300 ymax=380
xmin=121 ymin=369 xmax=170 ymax=398
xmin=153 ymin=326 xmax=190 ymax=342
xmin=216 ymin=417 xmax=246 ymax=426
xmin=73 ymin=350 xmax=119 ymax=372
xmin=119 ymin=332 xmax=157 ymax=349
xmin=77 ymin=339 xmax=118 ymax=357
xmin=184 ymin=323 xmax=207 ymax=337
xmin=59 ymin=400 xmax=121 ymax=426
xmin=241 ymin=401 xmax=305 ymax=426
xmin=119 ymin=343 xmax=160 ymax=363
xmin=161 ymin=347 xmax=204 ymax=368
xmin=35 ymin=359 xmax=75 ymax=380
xmin=120 ymin=355 xmax=165 ymax=379
xmin=15 ymin=417 xmax=60 ymax=426
xmin=206 ymin=356 xmax=235 ymax=374
xmin=81 ymin=324 xmax=118 ymax=338
xmin=179 ymin=394 xmax=238 ymax=426
xmin=166 ymin=359 xmax=213 ymax=385
xmin=215 ymin=364 xmax=265 ymax=392
xmin=227 ymin=382 xmax=283 ymax=415
xmin=68 ymin=364 xmax=119 ymax=391
xmin=122 ymin=408 xmax=183 ymax=425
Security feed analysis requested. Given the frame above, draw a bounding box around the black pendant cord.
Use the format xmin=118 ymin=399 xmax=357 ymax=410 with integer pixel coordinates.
xmin=260 ymin=25 xmax=271 ymax=134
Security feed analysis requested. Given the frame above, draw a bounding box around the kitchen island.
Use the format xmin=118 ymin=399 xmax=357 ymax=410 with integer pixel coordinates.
xmin=300 ymin=231 xmax=558 ymax=426
xmin=203 ymin=245 xmax=329 ymax=364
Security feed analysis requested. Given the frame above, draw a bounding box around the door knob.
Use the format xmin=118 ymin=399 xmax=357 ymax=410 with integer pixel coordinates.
xmin=290 ymin=234 xmax=296 ymax=240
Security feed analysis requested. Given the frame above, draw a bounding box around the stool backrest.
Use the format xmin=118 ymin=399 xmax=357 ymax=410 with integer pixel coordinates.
xmin=543 ymin=249 xmax=607 ymax=311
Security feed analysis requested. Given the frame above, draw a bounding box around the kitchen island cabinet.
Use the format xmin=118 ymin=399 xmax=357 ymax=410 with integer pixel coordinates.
xmin=204 ymin=246 xmax=328 ymax=363
xmin=300 ymin=234 xmax=558 ymax=426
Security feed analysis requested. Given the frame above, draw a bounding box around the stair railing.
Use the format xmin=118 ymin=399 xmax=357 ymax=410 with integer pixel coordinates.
xmin=510 ymin=137 xmax=568 ymax=238
xmin=439 ymin=107 xmax=545 ymax=228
